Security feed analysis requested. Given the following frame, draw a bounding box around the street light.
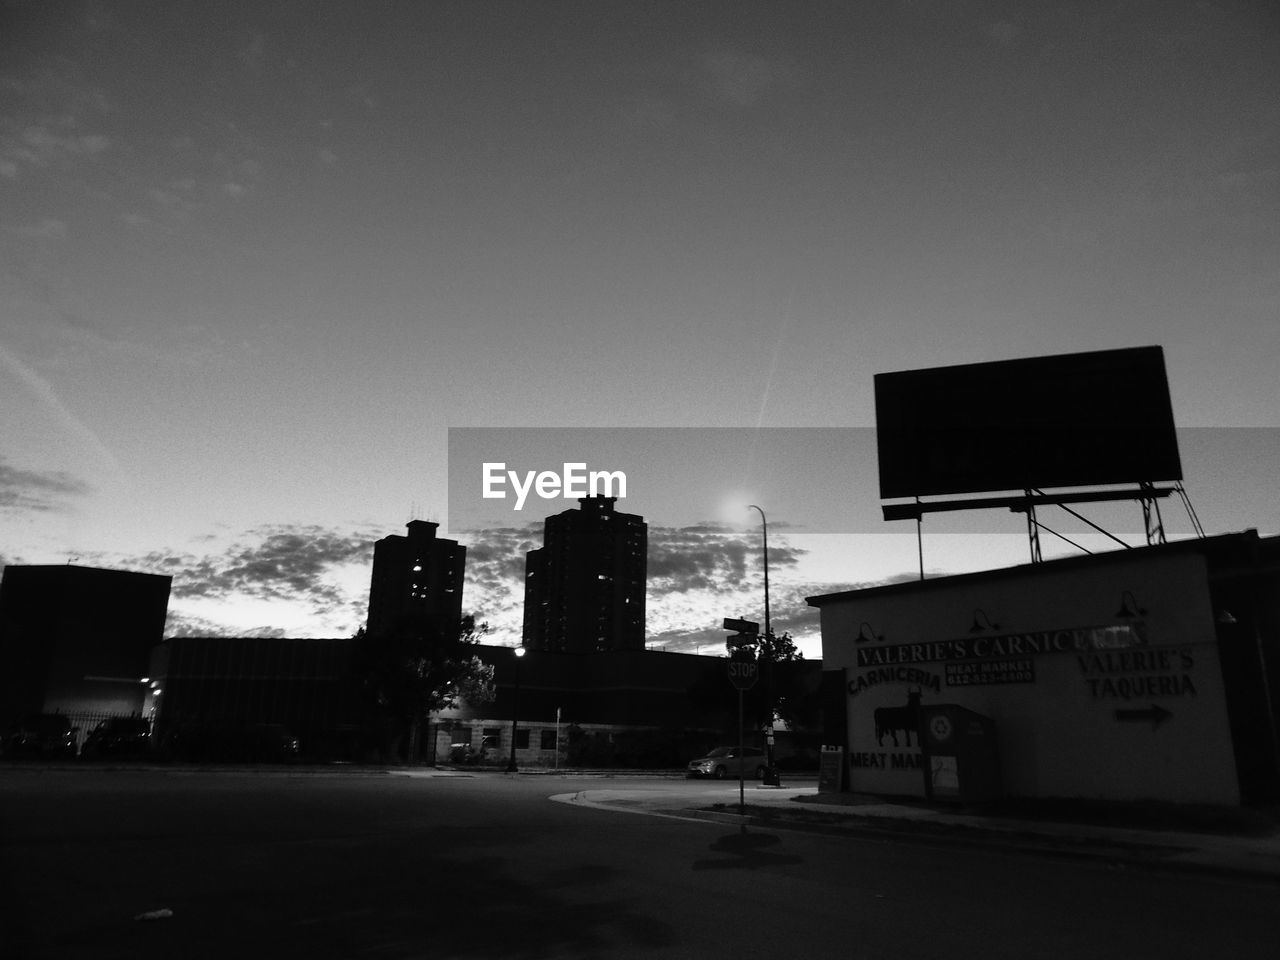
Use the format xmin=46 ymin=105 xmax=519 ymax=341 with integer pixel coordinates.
xmin=506 ymin=646 xmax=526 ymax=773
xmin=747 ymin=504 xmax=781 ymax=786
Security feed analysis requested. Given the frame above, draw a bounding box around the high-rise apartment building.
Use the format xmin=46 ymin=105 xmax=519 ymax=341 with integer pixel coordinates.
xmin=523 ymin=495 xmax=646 ymax=653
xmin=365 ymin=521 xmax=466 ymax=644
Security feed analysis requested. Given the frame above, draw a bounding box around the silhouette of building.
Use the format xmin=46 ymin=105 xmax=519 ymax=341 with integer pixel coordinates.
xmin=431 ymin=643 xmax=821 ymax=769
xmin=0 ymin=565 xmax=171 ymax=724
xmin=811 ymin=529 xmax=1280 ymax=805
xmin=149 ymin=635 xmax=358 ymax=759
xmin=365 ymin=520 xmax=466 ymax=642
xmin=523 ymin=495 xmax=646 ymax=653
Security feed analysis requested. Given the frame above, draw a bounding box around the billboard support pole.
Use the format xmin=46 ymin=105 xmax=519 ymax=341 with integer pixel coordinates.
xmin=1024 ymin=489 xmax=1042 ymax=563
xmin=1141 ymin=481 xmax=1167 ymax=546
xmin=916 ymin=498 xmax=924 ymax=581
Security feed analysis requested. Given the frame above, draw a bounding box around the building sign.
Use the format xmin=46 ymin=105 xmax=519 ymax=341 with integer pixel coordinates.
xmin=945 ymin=658 xmax=1035 ymax=687
xmin=842 ymin=620 xmax=1206 ymax=796
xmin=847 ymin=666 xmax=942 ymax=697
xmin=854 ymin=624 xmax=1146 ymax=670
xmin=1077 ymin=648 xmax=1198 ymax=700
xmin=815 ymin=550 xmax=1242 ymax=805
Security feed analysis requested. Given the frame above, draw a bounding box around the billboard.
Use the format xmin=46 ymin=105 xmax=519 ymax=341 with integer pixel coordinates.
xmin=874 ymin=346 xmax=1182 ymax=500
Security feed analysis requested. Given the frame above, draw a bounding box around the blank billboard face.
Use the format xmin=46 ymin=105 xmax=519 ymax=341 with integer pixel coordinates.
xmin=874 ymin=346 xmax=1182 ymax=499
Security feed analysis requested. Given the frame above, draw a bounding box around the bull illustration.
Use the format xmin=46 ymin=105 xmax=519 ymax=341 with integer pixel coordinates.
xmin=874 ymin=689 xmax=922 ymax=747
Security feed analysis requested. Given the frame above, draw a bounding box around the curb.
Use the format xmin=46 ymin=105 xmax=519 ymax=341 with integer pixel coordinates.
xmin=560 ymin=791 xmax=1280 ymax=885
xmin=714 ymin=806 xmax=1280 ymax=883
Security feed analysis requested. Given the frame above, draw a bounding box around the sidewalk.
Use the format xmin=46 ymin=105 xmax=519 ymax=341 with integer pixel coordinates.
xmin=550 ymin=781 xmax=1280 ymax=884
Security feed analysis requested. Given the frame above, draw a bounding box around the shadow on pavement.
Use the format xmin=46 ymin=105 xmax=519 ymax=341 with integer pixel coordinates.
xmin=691 ymin=825 xmax=805 ymax=871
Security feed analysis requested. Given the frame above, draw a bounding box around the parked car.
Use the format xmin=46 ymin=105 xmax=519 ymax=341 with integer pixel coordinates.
xmin=80 ymin=716 xmax=152 ymax=759
xmin=687 ymin=746 xmax=768 ymax=780
xmin=163 ymin=722 xmax=300 ymax=762
xmin=448 ymin=736 xmax=498 ymax=765
xmin=0 ymin=714 xmax=78 ymax=759
xmin=240 ymin=723 xmax=301 ymax=762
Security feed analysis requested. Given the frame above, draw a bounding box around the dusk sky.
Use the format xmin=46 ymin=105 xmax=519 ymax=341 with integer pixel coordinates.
xmin=2 ymin=1 xmax=1277 ymax=654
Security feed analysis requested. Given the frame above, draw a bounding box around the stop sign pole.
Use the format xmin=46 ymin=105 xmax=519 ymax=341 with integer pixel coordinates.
xmin=724 ymin=620 xmax=760 ymax=816
xmin=727 ymin=659 xmax=759 ymax=814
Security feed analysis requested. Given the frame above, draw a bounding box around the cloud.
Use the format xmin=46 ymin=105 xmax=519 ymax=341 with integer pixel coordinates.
xmin=139 ymin=525 xmax=377 ymax=610
xmin=147 ymin=183 xmax=201 ymax=216
xmin=164 ymin=611 xmax=287 ymax=639
xmin=238 ymin=32 xmax=268 ymax=78
xmin=107 ymin=522 xmax=917 ymax=654
xmin=0 ymin=456 xmax=92 ymax=513
xmin=458 ymin=521 xmax=810 ymax=650
xmin=463 ymin=525 xmax=543 ymax=591
xmin=1 ymin=123 xmax=111 ymax=174
xmin=697 ymin=45 xmax=802 ymax=108
xmin=981 ymin=21 xmax=1023 ymax=46
xmin=648 ymin=523 xmax=803 ymax=592
xmin=3 ymin=218 xmax=67 ymax=240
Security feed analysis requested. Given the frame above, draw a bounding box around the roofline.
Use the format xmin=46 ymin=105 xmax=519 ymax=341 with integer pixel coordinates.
xmin=806 ymin=529 xmax=1267 ymax=608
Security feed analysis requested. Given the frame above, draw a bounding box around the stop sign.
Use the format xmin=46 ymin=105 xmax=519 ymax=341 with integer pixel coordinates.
xmin=727 ymin=660 xmax=758 ymax=690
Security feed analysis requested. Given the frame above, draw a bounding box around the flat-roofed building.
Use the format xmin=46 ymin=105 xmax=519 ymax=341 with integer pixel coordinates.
xmin=0 ymin=564 xmax=171 ymax=723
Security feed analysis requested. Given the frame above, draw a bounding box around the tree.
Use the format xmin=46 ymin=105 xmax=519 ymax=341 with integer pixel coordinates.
xmin=728 ymin=630 xmax=806 ymax=735
xmin=355 ymin=614 xmax=496 ymax=763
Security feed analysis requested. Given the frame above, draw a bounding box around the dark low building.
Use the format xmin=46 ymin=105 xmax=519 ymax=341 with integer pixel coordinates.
xmin=0 ymin=564 xmax=171 ymax=741
xmin=149 ymin=634 xmax=360 ymax=759
xmin=147 ymin=633 xmax=822 ymax=767
xmin=431 ymin=645 xmax=823 ymax=769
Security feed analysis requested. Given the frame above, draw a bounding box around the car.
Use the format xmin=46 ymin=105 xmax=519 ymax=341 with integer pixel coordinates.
xmin=80 ymin=716 xmax=152 ymax=759
xmin=0 ymin=714 xmax=78 ymax=759
xmin=242 ymin=723 xmax=301 ymax=762
xmin=687 ymin=746 xmax=768 ymax=780
xmin=162 ymin=722 xmax=301 ymax=762
xmin=448 ymin=735 xmax=499 ymax=764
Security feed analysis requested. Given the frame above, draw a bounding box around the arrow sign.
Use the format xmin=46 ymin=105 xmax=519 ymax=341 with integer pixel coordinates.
xmin=727 ymin=660 xmax=759 ymax=690
xmin=1114 ymin=704 xmax=1173 ymax=729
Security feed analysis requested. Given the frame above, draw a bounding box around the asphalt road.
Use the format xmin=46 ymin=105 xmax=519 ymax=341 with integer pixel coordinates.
xmin=2 ymin=768 xmax=1276 ymax=959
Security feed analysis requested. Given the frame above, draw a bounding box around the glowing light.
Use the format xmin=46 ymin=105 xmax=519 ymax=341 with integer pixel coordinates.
xmin=716 ymin=489 xmax=757 ymax=528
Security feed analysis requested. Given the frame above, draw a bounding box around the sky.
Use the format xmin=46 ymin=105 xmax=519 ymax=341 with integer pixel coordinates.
xmin=2 ymin=1 xmax=1277 ymax=657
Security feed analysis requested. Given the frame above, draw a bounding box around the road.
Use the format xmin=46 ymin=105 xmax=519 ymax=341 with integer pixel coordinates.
xmin=2 ymin=768 xmax=1275 ymax=959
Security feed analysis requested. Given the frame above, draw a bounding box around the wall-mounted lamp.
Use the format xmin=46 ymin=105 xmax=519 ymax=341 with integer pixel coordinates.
xmin=1216 ymin=609 xmax=1238 ymax=625
xmin=1116 ymin=591 xmax=1147 ymax=619
xmin=856 ymin=622 xmax=883 ymax=643
xmin=969 ymin=609 xmax=1001 ymax=633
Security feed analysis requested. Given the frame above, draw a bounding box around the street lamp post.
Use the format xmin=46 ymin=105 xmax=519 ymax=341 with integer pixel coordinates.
xmin=747 ymin=504 xmax=781 ymax=786
xmin=506 ymin=646 xmax=525 ymax=773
